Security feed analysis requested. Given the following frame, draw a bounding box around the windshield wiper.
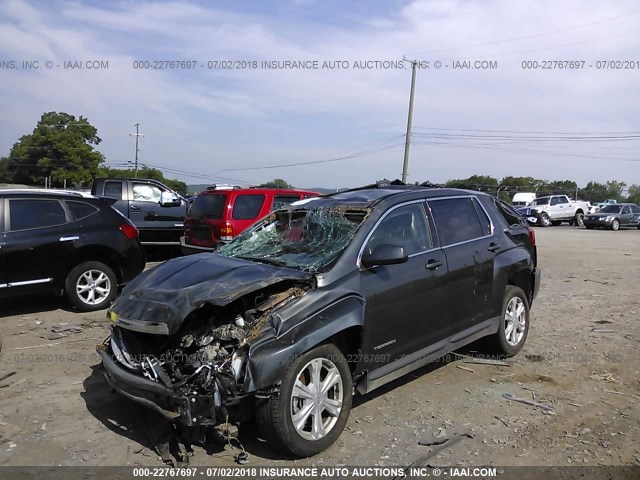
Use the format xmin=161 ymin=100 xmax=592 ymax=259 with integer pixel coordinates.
xmin=236 ymin=255 xmax=291 ymax=268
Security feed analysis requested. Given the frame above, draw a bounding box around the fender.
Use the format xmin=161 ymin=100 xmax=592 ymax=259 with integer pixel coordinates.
xmin=243 ymin=293 xmax=365 ymax=392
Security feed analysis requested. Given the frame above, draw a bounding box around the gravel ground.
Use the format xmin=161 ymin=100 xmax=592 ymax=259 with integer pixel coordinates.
xmin=0 ymin=226 xmax=638 ymax=467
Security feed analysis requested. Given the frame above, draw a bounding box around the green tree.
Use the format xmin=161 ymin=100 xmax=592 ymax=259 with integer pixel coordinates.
xmin=6 ymin=112 xmax=105 ymax=187
xmin=445 ymin=175 xmax=498 ymax=191
xmin=260 ymin=178 xmax=293 ymax=189
xmin=97 ymin=166 xmax=188 ymax=195
xmin=579 ymin=180 xmax=626 ymax=203
xmin=0 ymin=156 xmax=10 ymax=183
xmin=627 ymin=184 xmax=640 ymax=204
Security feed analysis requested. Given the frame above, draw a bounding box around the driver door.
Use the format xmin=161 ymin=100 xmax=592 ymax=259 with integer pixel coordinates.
xmin=359 ymin=202 xmax=449 ymax=370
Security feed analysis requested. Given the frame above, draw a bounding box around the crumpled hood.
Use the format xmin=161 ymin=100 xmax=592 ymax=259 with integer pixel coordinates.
xmin=110 ymin=253 xmax=312 ymax=335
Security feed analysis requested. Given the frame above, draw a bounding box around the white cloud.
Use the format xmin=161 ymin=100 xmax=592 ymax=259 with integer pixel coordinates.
xmin=0 ymin=0 xmax=639 ymax=188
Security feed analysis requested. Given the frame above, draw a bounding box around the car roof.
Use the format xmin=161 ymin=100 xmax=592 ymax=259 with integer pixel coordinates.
xmin=0 ymin=189 xmax=96 ymax=198
xmin=291 ymin=181 xmax=491 ymax=209
xmin=198 ymin=187 xmax=316 ymax=195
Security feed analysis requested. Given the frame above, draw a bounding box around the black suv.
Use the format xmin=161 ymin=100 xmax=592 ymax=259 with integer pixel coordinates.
xmin=98 ymin=182 xmax=540 ymax=457
xmin=0 ymin=190 xmax=146 ymax=311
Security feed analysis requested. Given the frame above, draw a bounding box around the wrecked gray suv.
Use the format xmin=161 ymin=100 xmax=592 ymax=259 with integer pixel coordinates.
xmin=98 ymin=181 xmax=540 ymax=457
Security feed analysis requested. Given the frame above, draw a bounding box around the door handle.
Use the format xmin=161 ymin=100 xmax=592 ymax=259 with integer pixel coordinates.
xmin=60 ymin=236 xmax=80 ymax=242
xmin=488 ymin=243 xmax=501 ymax=252
xmin=425 ymin=260 xmax=443 ymax=270
xmin=130 ymin=205 xmax=141 ymax=211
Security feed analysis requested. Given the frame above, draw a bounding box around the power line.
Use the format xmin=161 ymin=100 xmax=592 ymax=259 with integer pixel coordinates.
xmin=414 ymin=127 xmax=640 ymax=135
xmin=215 ymin=135 xmax=406 ymax=173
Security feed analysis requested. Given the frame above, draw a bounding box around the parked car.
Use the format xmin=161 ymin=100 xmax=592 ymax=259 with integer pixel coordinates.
xmin=516 ymin=195 xmax=590 ymax=227
xmin=583 ymin=203 xmax=640 ymax=230
xmin=589 ymin=198 xmax=618 ymax=214
xmin=181 ymin=186 xmax=318 ymax=254
xmin=98 ymin=181 xmax=540 ymax=457
xmin=511 ymin=192 xmax=536 ymax=207
xmin=0 ymin=190 xmax=146 ymax=311
xmin=91 ymin=178 xmax=188 ymax=247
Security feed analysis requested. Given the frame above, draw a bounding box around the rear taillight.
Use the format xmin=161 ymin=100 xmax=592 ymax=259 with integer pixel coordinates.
xmin=119 ymin=223 xmax=139 ymax=239
xmin=527 ymin=226 xmax=536 ymax=246
xmin=220 ymin=221 xmax=233 ymax=241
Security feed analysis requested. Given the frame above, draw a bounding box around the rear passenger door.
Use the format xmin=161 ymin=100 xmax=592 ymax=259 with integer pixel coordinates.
xmin=620 ymin=205 xmax=633 ymax=226
xmin=428 ymin=197 xmax=497 ymax=333
xmin=2 ymin=198 xmax=79 ymax=294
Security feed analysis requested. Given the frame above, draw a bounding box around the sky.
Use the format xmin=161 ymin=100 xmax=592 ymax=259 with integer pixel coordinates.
xmin=0 ymin=0 xmax=639 ymax=190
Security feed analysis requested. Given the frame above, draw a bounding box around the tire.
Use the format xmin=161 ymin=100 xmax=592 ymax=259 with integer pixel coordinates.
xmin=538 ymin=213 xmax=551 ymax=227
xmin=574 ymin=212 xmax=585 ymax=227
xmin=611 ymin=219 xmax=620 ymax=231
xmin=64 ymin=261 xmax=117 ymax=311
xmin=488 ymin=286 xmax=530 ymax=357
xmin=256 ymin=343 xmax=353 ymax=457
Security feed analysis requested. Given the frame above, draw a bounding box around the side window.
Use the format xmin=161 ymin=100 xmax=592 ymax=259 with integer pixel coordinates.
xmin=66 ymin=201 xmax=99 ymax=220
xmin=631 ymin=205 xmax=640 ymax=213
xmin=473 ymin=198 xmax=492 ymax=235
xmin=272 ymin=195 xmax=301 ymax=211
xmin=622 ymin=205 xmax=631 ymax=214
xmin=550 ymin=197 xmax=559 ymax=206
xmin=232 ymin=194 xmax=266 ymax=220
xmin=103 ymin=181 xmax=122 ymax=199
xmin=132 ymin=183 xmax=162 ymax=202
xmin=365 ymin=203 xmax=431 ymax=257
xmin=494 ymin=199 xmax=525 ymax=228
xmin=9 ymin=199 xmax=67 ymax=231
xmin=429 ymin=197 xmax=485 ymax=246
xmin=558 ymin=196 xmax=569 ymax=204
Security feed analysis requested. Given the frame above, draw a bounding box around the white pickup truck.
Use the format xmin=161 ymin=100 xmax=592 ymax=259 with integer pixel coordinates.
xmin=516 ymin=195 xmax=591 ymax=227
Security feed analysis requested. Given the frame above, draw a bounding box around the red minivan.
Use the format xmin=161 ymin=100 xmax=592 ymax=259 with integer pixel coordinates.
xmin=181 ymin=187 xmax=318 ymax=254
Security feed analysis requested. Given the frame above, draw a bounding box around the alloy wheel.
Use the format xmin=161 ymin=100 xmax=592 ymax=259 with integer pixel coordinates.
xmin=75 ymin=269 xmax=112 ymax=306
xmin=504 ymin=297 xmax=527 ymax=347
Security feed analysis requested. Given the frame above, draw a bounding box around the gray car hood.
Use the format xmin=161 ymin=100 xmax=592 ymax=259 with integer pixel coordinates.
xmin=110 ymin=253 xmax=312 ymax=335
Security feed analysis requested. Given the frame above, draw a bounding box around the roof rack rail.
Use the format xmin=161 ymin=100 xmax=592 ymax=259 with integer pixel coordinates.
xmin=206 ymin=184 xmax=242 ymax=191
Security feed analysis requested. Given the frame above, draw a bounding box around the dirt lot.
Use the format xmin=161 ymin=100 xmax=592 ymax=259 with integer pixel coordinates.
xmin=0 ymin=227 xmax=638 ymax=468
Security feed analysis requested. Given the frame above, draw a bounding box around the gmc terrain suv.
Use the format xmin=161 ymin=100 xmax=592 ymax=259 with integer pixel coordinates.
xmin=98 ymin=181 xmax=540 ymax=457
xmin=0 ymin=190 xmax=146 ymax=311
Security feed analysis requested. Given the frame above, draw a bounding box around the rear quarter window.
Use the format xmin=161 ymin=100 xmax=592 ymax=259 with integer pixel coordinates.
xmin=272 ymin=195 xmax=303 ymax=211
xmin=493 ymin=199 xmax=526 ymax=229
xmin=232 ymin=194 xmax=266 ymax=220
xmin=66 ymin=201 xmax=99 ymax=220
xmin=189 ymin=193 xmax=227 ymax=219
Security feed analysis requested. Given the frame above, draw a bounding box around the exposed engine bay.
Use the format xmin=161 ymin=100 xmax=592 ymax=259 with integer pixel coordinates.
xmin=101 ymin=282 xmax=309 ymax=427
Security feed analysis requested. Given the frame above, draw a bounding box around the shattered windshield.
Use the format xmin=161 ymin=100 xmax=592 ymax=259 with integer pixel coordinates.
xmin=217 ymin=207 xmax=366 ymax=272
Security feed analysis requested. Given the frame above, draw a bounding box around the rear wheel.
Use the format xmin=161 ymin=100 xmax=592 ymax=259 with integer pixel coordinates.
xmin=611 ymin=219 xmax=620 ymax=231
xmin=64 ymin=261 xmax=117 ymax=311
xmin=488 ymin=286 xmax=530 ymax=356
xmin=256 ymin=344 xmax=352 ymax=457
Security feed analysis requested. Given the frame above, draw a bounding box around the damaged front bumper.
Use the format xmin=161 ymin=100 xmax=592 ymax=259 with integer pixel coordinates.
xmin=98 ymin=343 xmax=223 ymax=427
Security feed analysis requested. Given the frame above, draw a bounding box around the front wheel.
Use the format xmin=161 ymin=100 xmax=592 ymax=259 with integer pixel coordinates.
xmin=611 ymin=219 xmax=620 ymax=231
xmin=488 ymin=286 xmax=530 ymax=356
xmin=574 ymin=212 xmax=584 ymax=227
xmin=256 ymin=344 xmax=352 ymax=457
xmin=538 ymin=212 xmax=551 ymax=227
xmin=64 ymin=261 xmax=117 ymax=311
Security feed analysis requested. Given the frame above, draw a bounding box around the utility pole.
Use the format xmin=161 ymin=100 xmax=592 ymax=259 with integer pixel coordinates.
xmin=129 ymin=123 xmax=145 ymax=178
xmin=402 ymin=59 xmax=417 ymax=184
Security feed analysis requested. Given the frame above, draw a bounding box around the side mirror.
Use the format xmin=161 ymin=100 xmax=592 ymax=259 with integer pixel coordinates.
xmin=361 ymin=244 xmax=408 ymax=268
xmin=160 ymin=191 xmax=181 ymax=207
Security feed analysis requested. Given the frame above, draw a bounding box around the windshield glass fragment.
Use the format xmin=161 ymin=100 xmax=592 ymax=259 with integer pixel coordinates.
xmin=217 ymin=207 xmax=366 ymax=272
